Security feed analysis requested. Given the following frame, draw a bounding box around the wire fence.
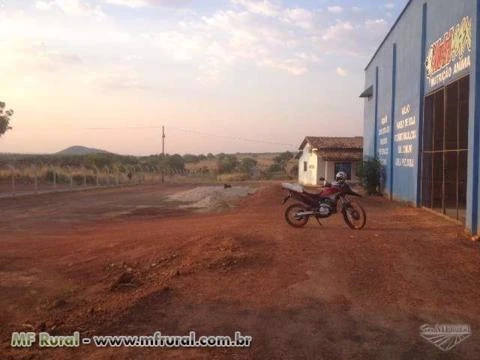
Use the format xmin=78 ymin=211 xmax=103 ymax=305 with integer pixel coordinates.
xmin=0 ymin=165 xmax=215 ymax=198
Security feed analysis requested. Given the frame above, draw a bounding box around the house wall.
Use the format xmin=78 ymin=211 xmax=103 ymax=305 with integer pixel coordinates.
xmin=298 ymin=144 xmax=319 ymax=185
xmin=325 ymin=161 xmax=335 ymax=181
xmin=317 ymin=156 xmax=326 ymax=181
xmin=363 ymin=0 xmax=478 ymax=233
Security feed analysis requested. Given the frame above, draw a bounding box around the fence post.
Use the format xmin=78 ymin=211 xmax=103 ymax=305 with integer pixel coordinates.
xmin=8 ymin=165 xmax=15 ymax=197
xmin=69 ymin=168 xmax=73 ymax=189
xmin=105 ymin=167 xmax=110 ymax=186
xmin=94 ymin=166 xmax=99 ymax=186
xmin=83 ymin=171 xmax=87 ymax=187
xmin=33 ymin=165 xmax=38 ymax=194
xmin=53 ymin=169 xmax=57 ymax=190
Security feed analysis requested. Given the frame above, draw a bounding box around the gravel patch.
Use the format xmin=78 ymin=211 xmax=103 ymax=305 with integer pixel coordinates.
xmin=167 ymin=186 xmax=256 ymax=211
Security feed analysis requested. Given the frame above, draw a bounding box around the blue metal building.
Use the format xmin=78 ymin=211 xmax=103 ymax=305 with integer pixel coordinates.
xmin=361 ymin=0 xmax=478 ymax=234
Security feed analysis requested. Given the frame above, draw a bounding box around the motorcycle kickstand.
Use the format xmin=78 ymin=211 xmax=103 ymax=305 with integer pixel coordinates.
xmin=315 ymin=217 xmax=323 ymax=226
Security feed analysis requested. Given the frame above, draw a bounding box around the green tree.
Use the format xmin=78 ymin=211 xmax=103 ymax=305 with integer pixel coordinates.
xmin=273 ymin=151 xmax=293 ymax=164
xmin=217 ymin=154 xmax=239 ymax=174
xmin=0 ymin=102 xmax=14 ymax=137
xmin=357 ymin=157 xmax=382 ymax=195
xmin=273 ymin=151 xmax=294 ymax=171
xmin=268 ymin=163 xmax=283 ymax=172
xmin=166 ymin=154 xmax=185 ymax=171
xmin=239 ymin=157 xmax=257 ymax=173
xmin=183 ymin=154 xmax=200 ymax=163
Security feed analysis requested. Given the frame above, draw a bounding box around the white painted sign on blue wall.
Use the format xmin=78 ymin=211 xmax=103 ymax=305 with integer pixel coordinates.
xmin=394 ymin=104 xmax=416 ymax=168
xmin=378 ymin=115 xmax=390 ymax=165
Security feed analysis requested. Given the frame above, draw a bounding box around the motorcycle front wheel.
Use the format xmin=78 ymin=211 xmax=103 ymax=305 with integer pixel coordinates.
xmin=342 ymin=201 xmax=366 ymax=230
xmin=285 ymin=203 xmax=309 ymax=228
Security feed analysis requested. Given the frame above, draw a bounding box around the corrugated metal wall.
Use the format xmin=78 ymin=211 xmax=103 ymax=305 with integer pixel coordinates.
xmin=362 ymin=0 xmax=478 ymax=233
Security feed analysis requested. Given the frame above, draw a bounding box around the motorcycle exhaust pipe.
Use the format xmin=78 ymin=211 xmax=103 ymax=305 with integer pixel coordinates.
xmin=296 ymin=211 xmax=316 ymax=217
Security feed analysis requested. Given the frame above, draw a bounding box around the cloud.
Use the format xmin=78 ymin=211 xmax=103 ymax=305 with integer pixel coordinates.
xmin=93 ymin=74 xmax=149 ymax=90
xmin=88 ymin=66 xmax=149 ymax=90
xmin=142 ymin=31 xmax=207 ymax=62
xmin=143 ymin=8 xmax=314 ymax=79
xmin=105 ymin=0 xmax=191 ymax=8
xmin=1 ymin=40 xmax=82 ymax=72
xmin=1 ymin=9 xmax=131 ymax=45
xmin=351 ymin=6 xmax=362 ymax=13
xmin=282 ymin=7 xmax=315 ymax=29
xmin=124 ymin=54 xmax=144 ymax=62
xmin=336 ymin=67 xmax=347 ymax=77
xmin=322 ymin=21 xmax=353 ymax=41
xmin=231 ymin=0 xmax=279 ymax=17
xmin=385 ymin=2 xmax=395 ymax=9
xmin=35 ymin=1 xmax=54 ymax=10
xmin=327 ymin=6 xmax=343 ymax=14
xmin=35 ymin=0 xmax=106 ymax=18
xmin=23 ymin=0 xmax=395 ymax=85
xmin=260 ymin=58 xmax=308 ymax=75
xmin=295 ymin=52 xmax=320 ymax=63
xmin=364 ymin=18 xmax=388 ymax=31
xmin=139 ymin=0 xmax=393 ymax=80
xmin=315 ymin=18 xmax=390 ymax=57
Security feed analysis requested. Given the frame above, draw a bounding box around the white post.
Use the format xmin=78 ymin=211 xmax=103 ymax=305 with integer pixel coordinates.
xmin=33 ymin=165 xmax=38 ymax=194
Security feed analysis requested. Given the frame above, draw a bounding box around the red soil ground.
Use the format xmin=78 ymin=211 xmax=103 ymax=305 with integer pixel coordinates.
xmin=1 ymin=183 xmax=479 ymax=359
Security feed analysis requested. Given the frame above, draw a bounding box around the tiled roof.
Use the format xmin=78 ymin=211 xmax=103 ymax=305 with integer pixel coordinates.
xmin=299 ymin=136 xmax=363 ymax=150
xmin=320 ymin=150 xmax=363 ymax=161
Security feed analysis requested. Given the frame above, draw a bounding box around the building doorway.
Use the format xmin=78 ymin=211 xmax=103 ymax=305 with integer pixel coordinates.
xmin=334 ymin=162 xmax=352 ymax=180
xmin=421 ymin=75 xmax=469 ymax=223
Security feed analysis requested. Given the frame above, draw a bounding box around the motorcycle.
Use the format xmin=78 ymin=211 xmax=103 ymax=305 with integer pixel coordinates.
xmin=282 ymin=178 xmax=366 ymax=230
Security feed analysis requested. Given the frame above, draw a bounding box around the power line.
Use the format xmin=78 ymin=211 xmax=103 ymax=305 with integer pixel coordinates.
xmin=168 ymin=127 xmax=297 ymax=148
xmin=38 ymin=124 xmax=298 ymax=148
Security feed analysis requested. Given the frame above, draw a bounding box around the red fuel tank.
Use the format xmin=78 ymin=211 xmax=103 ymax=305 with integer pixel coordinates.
xmin=320 ymin=186 xmax=341 ymax=196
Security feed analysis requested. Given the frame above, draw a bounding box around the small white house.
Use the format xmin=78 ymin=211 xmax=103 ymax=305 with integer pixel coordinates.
xmin=297 ymin=136 xmax=363 ymax=186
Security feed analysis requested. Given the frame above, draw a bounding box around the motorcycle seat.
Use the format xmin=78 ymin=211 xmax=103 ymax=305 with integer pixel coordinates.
xmin=282 ymin=183 xmax=304 ymax=193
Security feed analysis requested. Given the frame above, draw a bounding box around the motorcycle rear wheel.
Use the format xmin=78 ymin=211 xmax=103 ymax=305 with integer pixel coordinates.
xmin=285 ymin=203 xmax=309 ymax=228
xmin=342 ymin=201 xmax=366 ymax=230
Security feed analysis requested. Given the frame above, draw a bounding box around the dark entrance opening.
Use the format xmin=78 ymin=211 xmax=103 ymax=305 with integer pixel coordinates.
xmin=421 ymin=75 xmax=469 ymax=223
xmin=334 ymin=162 xmax=352 ymax=180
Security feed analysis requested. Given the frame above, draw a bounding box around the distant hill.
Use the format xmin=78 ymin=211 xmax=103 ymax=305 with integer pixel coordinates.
xmin=56 ymin=146 xmax=110 ymax=156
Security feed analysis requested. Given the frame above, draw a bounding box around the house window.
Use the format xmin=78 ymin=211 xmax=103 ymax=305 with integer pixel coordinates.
xmin=303 ymin=161 xmax=307 ymax=172
xmin=334 ymin=163 xmax=352 ymax=180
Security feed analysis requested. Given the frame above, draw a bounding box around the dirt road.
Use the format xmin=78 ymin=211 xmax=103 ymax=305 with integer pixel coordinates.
xmin=1 ymin=184 xmax=480 ymax=359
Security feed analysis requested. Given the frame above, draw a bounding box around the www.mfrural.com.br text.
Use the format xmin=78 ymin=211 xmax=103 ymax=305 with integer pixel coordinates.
xmin=11 ymin=331 xmax=252 ymax=349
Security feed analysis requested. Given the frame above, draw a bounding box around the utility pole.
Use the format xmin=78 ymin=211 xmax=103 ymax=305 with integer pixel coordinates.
xmin=162 ymin=125 xmax=165 ymax=184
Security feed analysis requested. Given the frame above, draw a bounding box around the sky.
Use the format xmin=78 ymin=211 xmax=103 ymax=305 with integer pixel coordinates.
xmin=0 ymin=0 xmax=407 ymax=155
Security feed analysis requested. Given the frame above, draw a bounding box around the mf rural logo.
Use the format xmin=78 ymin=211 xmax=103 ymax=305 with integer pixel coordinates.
xmin=420 ymin=324 xmax=471 ymax=352
xmin=425 ymin=16 xmax=472 ymax=87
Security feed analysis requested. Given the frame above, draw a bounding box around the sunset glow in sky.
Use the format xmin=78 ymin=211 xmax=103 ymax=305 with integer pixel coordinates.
xmin=1 ymin=0 xmax=406 ymax=155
